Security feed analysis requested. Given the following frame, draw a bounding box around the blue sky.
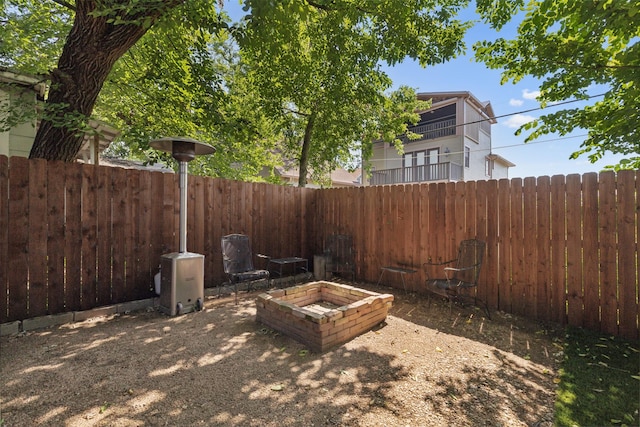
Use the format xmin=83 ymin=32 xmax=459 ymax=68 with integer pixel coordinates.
xmin=378 ymin=7 xmax=625 ymax=179
xmin=222 ymin=2 xmax=625 ymax=179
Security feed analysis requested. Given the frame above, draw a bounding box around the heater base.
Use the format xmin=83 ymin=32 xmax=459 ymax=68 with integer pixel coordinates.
xmin=159 ymin=252 xmax=205 ymax=316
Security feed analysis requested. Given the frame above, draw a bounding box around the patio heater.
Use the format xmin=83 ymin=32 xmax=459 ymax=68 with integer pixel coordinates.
xmin=150 ymin=137 xmax=215 ymax=316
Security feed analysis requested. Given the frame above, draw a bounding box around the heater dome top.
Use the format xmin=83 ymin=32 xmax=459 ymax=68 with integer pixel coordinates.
xmin=150 ymin=137 xmax=215 ymax=162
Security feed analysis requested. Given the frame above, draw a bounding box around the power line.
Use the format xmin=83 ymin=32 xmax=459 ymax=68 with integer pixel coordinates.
xmin=369 ymin=133 xmax=589 ymax=163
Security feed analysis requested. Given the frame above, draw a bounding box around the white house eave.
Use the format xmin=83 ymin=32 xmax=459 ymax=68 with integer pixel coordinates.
xmin=487 ymin=153 xmax=516 ymax=167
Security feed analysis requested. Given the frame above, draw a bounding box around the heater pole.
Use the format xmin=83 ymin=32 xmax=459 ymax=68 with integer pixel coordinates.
xmin=178 ymin=161 xmax=188 ymax=253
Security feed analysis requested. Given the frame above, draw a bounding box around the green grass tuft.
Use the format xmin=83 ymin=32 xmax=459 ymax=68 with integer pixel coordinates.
xmin=555 ymin=326 xmax=639 ymax=427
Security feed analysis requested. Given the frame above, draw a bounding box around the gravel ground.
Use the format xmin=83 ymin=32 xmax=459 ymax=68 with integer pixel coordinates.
xmin=0 ymin=281 xmax=563 ymax=426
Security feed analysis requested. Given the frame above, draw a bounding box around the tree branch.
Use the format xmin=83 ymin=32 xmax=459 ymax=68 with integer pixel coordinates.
xmin=49 ymin=0 xmax=76 ymax=12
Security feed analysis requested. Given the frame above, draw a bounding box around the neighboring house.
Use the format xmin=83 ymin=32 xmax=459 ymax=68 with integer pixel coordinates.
xmin=0 ymin=68 xmax=119 ymax=163
xmin=365 ymin=91 xmax=514 ymax=185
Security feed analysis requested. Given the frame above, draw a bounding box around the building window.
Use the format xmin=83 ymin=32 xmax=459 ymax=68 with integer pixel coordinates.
xmin=464 ymin=146 xmax=470 ymax=168
xmin=485 ymin=158 xmax=492 ymax=177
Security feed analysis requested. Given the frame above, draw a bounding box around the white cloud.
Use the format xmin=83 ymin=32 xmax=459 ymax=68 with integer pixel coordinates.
xmin=509 ymin=98 xmax=524 ymax=106
xmin=522 ymin=89 xmax=540 ymax=100
xmin=503 ymin=114 xmax=535 ymax=128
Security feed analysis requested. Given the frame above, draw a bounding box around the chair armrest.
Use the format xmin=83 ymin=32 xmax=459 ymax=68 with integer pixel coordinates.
xmin=443 ymin=264 xmax=479 ymax=273
xmin=423 ymin=258 xmax=457 ymax=268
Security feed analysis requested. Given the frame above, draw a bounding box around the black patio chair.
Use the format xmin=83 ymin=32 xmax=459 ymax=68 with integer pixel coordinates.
xmin=324 ymin=234 xmax=356 ymax=281
xmin=221 ymin=234 xmax=270 ymax=304
xmin=424 ymin=239 xmax=490 ymax=318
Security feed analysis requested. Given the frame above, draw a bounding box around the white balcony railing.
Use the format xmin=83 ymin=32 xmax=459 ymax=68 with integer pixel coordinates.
xmin=369 ymin=162 xmax=462 ymax=185
xmin=401 ymin=118 xmax=456 ymax=143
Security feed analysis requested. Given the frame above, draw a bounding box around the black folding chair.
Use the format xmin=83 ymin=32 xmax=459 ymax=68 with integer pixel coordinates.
xmin=221 ymin=234 xmax=270 ymax=303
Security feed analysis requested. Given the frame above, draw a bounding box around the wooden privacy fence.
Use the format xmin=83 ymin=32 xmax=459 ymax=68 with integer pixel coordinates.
xmin=315 ymin=171 xmax=638 ymax=340
xmin=0 ymin=155 xmax=638 ymax=339
xmin=0 ymin=156 xmax=314 ymax=324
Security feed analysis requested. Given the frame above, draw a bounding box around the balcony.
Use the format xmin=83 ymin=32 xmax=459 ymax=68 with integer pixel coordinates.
xmin=369 ymin=162 xmax=462 ymax=185
xmin=401 ymin=117 xmax=456 ymax=143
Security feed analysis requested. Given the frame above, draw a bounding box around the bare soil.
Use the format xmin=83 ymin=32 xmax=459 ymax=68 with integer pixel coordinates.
xmin=0 ymin=281 xmax=563 ymax=427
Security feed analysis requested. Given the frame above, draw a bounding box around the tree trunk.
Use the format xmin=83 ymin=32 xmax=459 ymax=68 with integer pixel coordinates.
xmin=298 ymin=111 xmax=316 ymax=187
xmin=29 ymin=0 xmax=183 ymax=161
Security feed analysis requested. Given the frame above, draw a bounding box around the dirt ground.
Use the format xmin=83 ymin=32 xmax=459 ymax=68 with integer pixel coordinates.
xmin=0 ymin=281 xmax=564 ymax=427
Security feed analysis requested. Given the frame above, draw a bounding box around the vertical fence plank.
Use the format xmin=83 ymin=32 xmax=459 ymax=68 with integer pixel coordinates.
xmin=7 ymin=157 xmax=29 ymax=321
xmin=617 ymin=170 xmax=638 ymax=339
xmin=510 ymin=178 xmax=525 ymax=316
xmin=565 ymin=174 xmax=584 ymax=327
xmin=497 ymin=178 xmax=511 ymax=313
xmin=192 ymin=175 xmax=206 ymax=255
xmin=0 ymin=157 xmax=8 ymax=322
xmin=27 ymin=159 xmax=48 ymax=317
xmin=484 ymin=180 xmax=499 ymax=310
xmin=581 ymin=173 xmax=600 ymax=331
xmin=535 ymin=176 xmax=552 ymax=323
xmin=149 ymin=172 xmax=165 ymax=286
xmin=110 ymin=168 xmax=127 ymax=303
xmin=203 ymin=177 xmax=216 ymax=286
xmin=81 ymin=164 xmax=98 ymax=310
xmin=96 ymin=165 xmax=112 ymax=305
xmin=124 ymin=169 xmax=139 ymax=302
xmin=599 ymin=171 xmax=618 ymax=335
xmin=163 ymin=173 xmax=178 ymax=254
xmin=136 ymin=170 xmax=152 ymax=298
xmin=550 ymin=174 xmax=567 ymax=324
xmin=523 ymin=177 xmax=537 ymax=318
xmin=46 ymin=162 xmax=66 ymax=314
xmin=63 ymin=162 xmax=82 ymax=312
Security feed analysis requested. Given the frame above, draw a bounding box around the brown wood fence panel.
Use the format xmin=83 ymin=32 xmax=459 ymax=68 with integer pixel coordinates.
xmin=550 ymin=174 xmax=567 ymax=324
xmin=0 ymin=156 xmax=8 ymax=322
xmin=617 ymin=170 xmax=638 ymax=339
xmin=565 ymin=174 xmax=583 ymax=326
xmin=27 ymin=159 xmax=48 ymax=317
xmin=510 ymin=178 xmax=526 ymax=316
xmin=0 ymin=156 xmax=637 ymax=338
xmin=96 ymin=165 xmax=113 ymax=305
xmin=535 ymin=176 xmax=551 ymax=322
xmin=46 ymin=161 xmax=66 ymax=315
xmin=599 ymin=172 xmax=618 ymax=335
xmin=7 ymin=157 xmax=29 ymax=320
xmin=581 ymin=173 xmax=600 ymax=331
xmin=81 ymin=164 xmax=98 ymax=310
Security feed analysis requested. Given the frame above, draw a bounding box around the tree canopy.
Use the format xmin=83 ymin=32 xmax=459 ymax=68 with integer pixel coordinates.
xmin=1 ymin=0 xmax=473 ymax=186
xmin=475 ymin=0 xmax=640 ymax=170
xmin=238 ymin=0 xmax=469 ymax=185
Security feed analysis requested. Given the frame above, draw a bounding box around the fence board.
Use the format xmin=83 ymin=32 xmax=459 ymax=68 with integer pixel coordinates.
xmin=149 ymin=172 xmax=165 ymax=286
xmin=483 ymin=180 xmax=499 ymax=309
xmin=27 ymin=159 xmax=48 ymax=317
xmin=522 ymin=177 xmax=537 ymax=318
xmin=43 ymin=162 xmax=64 ymax=313
xmin=110 ymin=167 xmax=127 ymax=302
xmin=617 ymin=170 xmax=638 ymax=339
xmin=550 ymin=174 xmax=567 ymax=324
xmin=124 ymin=170 xmax=139 ymax=302
xmin=7 ymin=157 xmax=29 ymax=321
xmin=510 ymin=178 xmax=525 ymax=316
xmin=581 ymin=173 xmax=600 ymax=331
xmin=497 ymin=179 xmax=511 ymax=312
xmin=535 ymin=176 xmax=551 ymax=322
xmin=598 ymin=172 xmax=618 ymax=335
xmin=0 ymin=157 xmax=7 ymax=321
xmin=81 ymin=164 xmax=98 ymax=310
xmin=565 ymin=174 xmax=584 ymax=326
xmin=96 ymin=166 xmax=112 ymax=305
xmin=65 ymin=162 xmax=83 ymax=311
